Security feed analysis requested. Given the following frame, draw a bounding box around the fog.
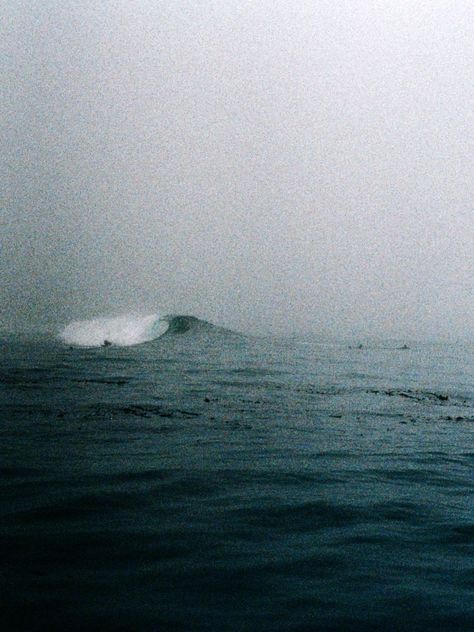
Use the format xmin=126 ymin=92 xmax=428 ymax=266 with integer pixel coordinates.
xmin=2 ymin=0 xmax=473 ymax=338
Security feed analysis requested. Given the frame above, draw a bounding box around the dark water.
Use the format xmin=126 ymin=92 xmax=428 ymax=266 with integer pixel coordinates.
xmin=1 ymin=320 xmax=473 ymax=631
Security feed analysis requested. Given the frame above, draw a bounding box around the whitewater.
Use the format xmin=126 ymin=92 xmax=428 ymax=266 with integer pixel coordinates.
xmin=59 ymin=313 xmax=169 ymax=347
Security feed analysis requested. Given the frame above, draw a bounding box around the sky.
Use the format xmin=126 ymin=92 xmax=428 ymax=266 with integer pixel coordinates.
xmin=2 ymin=0 xmax=473 ymax=338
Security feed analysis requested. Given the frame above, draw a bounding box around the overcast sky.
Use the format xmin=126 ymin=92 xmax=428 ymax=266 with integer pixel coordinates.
xmin=2 ymin=0 xmax=473 ymax=338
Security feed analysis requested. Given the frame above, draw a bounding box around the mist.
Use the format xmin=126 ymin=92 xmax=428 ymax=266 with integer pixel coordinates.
xmin=2 ymin=0 xmax=473 ymax=338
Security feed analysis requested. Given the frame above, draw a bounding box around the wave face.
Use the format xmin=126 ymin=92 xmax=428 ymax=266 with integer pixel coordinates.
xmin=59 ymin=314 xmax=169 ymax=347
xmin=164 ymin=315 xmax=220 ymax=335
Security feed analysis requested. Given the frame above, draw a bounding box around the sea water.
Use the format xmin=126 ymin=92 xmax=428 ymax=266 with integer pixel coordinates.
xmin=1 ymin=318 xmax=473 ymax=631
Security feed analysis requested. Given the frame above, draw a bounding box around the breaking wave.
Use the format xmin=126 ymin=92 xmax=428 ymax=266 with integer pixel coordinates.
xmin=59 ymin=314 xmax=169 ymax=347
xmin=58 ymin=314 xmax=229 ymax=347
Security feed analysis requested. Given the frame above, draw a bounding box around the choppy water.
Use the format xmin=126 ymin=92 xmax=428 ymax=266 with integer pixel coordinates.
xmin=1 ymin=320 xmax=473 ymax=631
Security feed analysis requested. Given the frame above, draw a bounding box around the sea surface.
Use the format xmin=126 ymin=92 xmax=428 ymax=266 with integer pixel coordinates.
xmin=1 ymin=317 xmax=473 ymax=631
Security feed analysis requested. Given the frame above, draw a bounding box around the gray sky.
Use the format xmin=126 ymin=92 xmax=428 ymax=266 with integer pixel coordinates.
xmin=2 ymin=0 xmax=473 ymax=338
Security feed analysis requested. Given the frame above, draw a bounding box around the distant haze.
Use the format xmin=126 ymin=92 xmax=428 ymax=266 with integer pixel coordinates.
xmin=2 ymin=1 xmax=473 ymax=338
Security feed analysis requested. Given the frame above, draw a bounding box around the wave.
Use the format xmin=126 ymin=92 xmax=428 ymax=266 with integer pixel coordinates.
xmin=58 ymin=314 xmax=233 ymax=347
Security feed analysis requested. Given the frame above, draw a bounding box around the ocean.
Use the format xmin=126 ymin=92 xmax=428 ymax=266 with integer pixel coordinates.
xmin=1 ymin=316 xmax=473 ymax=631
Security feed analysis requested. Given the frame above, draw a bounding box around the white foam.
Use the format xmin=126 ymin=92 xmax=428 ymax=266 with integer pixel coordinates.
xmin=59 ymin=313 xmax=169 ymax=347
